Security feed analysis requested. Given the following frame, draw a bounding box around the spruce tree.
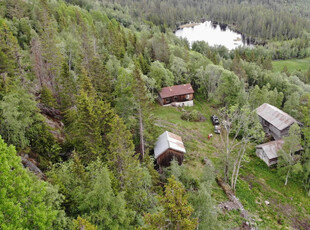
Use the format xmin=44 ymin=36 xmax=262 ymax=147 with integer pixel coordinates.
xmin=142 ymin=176 xmax=197 ymax=230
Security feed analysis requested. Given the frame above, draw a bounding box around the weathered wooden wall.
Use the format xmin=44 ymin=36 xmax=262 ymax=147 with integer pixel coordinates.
xmin=161 ymin=93 xmax=194 ymax=105
xmin=157 ymin=149 xmax=184 ymax=167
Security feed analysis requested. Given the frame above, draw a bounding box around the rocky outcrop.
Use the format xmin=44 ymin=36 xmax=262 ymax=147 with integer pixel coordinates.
xmin=21 ymin=154 xmax=45 ymax=179
xmin=37 ymin=103 xmax=65 ymax=143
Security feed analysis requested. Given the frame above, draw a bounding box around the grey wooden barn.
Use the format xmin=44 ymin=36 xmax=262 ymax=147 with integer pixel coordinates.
xmin=256 ymin=140 xmax=284 ymax=166
xmin=256 ymin=103 xmax=298 ymax=140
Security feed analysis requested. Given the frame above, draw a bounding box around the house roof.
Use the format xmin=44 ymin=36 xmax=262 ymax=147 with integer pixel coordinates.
xmin=256 ymin=103 xmax=297 ymax=131
xmin=154 ymin=131 xmax=186 ymax=159
xmin=159 ymin=84 xmax=194 ymax=99
xmin=256 ymin=140 xmax=284 ymax=160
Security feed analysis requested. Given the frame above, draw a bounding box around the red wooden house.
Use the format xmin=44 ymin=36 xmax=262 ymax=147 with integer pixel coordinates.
xmin=158 ymin=83 xmax=194 ymax=107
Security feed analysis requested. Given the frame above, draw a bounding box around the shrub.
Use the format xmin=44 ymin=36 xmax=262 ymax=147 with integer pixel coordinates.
xmin=181 ymin=109 xmax=205 ymax=122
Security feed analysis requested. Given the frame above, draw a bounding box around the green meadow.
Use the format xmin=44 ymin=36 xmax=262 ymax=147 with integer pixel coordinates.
xmin=272 ymin=57 xmax=310 ymax=73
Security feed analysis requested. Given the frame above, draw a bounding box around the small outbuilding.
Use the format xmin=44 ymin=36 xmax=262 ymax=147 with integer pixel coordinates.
xmin=154 ymin=131 xmax=186 ymax=168
xmin=256 ymin=139 xmax=303 ymax=167
xmin=256 ymin=103 xmax=298 ymax=140
xmin=158 ymin=83 xmax=194 ymax=107
xmin=256 ymin=140 xmax=284 ymax=167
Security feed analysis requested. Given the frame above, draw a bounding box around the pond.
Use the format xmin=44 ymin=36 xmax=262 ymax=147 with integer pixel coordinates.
xmin=175 ymin=21 xmax=253 ymax=50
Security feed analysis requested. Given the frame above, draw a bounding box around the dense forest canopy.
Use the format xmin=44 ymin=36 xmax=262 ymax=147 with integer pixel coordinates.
xmin=99 ymin=0 xmax=310 ymax=41
xmin=0 ymin=0 xmax=310 ymax=229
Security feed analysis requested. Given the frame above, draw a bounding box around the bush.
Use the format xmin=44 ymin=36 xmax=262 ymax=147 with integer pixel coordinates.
xmin=181 ymin=109 xmax=205 ymax=122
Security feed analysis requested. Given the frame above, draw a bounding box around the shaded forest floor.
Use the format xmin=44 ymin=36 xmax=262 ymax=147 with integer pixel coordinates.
xmin=272 ymin=57 xmax=310 ymax=74
xmin=153 ymin=99 xmax=310 ymax=229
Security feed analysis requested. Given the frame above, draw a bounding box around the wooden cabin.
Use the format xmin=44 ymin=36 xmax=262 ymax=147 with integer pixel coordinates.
xmin=256 ymin=139 xmax=303 ymax=167
xmin=256 ymin=103 xmax=298 ymax=140
xmin=154 ymin=131 xmax=186 ymax=168
xmin=256 ymin=140 xmax=284 ymax=166
xmin=158 ymin=84 xmax=194 ymax=107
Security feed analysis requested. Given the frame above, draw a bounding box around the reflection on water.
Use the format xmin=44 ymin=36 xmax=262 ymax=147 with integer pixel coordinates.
xmin=175 ymin=21 xmax=253 ymax=50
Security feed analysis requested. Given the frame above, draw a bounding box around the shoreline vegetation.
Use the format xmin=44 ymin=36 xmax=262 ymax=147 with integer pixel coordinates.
xmin=178 ymin=22 xmax=200 ymax=29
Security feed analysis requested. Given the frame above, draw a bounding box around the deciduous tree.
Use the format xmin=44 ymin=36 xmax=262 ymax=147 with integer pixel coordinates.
xmin=277 ymin=123 xmax=302 ymax=186
xmin=0 ymin=136 xmax=66 ymax=229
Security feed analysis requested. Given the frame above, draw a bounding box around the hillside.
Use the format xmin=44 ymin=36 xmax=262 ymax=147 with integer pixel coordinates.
xmin=0 ymin=0 xmax=310 ymax=229
xmin=154 ymin=101 xmax=310 ymax=229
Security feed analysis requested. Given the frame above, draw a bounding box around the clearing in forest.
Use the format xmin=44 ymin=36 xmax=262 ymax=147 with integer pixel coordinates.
xmin=153 ymin=99 xmax=310 ymax=229
xmin=272 ymin=57 xmax=310 ymax=73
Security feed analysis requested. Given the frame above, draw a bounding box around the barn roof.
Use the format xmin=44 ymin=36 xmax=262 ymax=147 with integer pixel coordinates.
xmin=159 ymin=84 xmax=194 ymax=99
xmin=154 ymin=131 xmax=186 ymax=159
xmin=256 ymin=103 xmax=297 ymax=131
xmin=256 ymin=140 xmax=284 ymax=160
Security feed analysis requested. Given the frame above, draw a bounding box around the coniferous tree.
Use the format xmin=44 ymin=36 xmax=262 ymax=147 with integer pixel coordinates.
xmin=40 ymin=85 xmax=57 ymax=108
xmin=142 ymin=176 xmax=197 ymax=230
xmin=57 ymin=62 xmax=77 ymax=111
xmin=107 ymin=116 xmax=156 ymax=222
xmin=70 ymin=70 xmax=115 ymax=161
xmin=0 ymin=19 xmax=19 ymax=79
xmin=132 ymin=63 xmax=148 ymax=159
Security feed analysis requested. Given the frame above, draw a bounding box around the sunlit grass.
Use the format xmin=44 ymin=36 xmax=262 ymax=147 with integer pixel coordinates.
xmin=272 ymin=57 xmax=310 ymax=73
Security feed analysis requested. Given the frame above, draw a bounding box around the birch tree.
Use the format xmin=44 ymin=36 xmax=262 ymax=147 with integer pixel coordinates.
xmin=301 ymin=95 xmax=310 ymax=195
xmin=277 ymin=123 xmax=302 ymax=186
xmin=219 ymin=104 xmax=264 ymax=190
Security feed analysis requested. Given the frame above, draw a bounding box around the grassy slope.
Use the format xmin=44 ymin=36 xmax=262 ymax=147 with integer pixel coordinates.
xmin=272 ymin=57 xmax=310 ymax=73
xmin=153 ymin=99 xmax=310 ymax=229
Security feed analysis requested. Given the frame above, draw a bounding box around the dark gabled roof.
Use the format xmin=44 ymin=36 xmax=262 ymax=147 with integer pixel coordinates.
xmin=256 ymin=103 xmax=297 ymax=131
xmin=159 ymin=84 xmax=194 ymax=99
xmin=256 ymin=139 xmax=303 ymax=160
xmin=256 ymin=140 xmax=284 ymax=159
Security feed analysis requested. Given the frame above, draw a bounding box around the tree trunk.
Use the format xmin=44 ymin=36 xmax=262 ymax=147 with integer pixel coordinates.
xmin=231 ymin=158 xmax=238 ymax=189
xmin=68 ymin=50 xmax=72 ymax=72
xmin=224 ymin=130 xmax=230 ymax=182
xmin=285 ymin=169 xmax=290 ymax=186
xmin=232 ymin=144 xmax=247 ymax=191
xmin=31 ymin=37 xmax=45 ymax=88
xmin=138 ymin=104 xmax=145 ymax=160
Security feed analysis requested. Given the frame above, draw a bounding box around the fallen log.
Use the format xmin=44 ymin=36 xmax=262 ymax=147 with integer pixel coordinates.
xmin=216 ymin=176 xmax=257 ymax=230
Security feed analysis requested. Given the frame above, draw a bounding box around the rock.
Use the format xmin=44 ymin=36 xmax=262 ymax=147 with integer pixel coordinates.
xmin=21 ymin=155 xmax=45 ymax=179
xmin=203 ymin=157 xmax=213 ymax=166
xmin=37 ymin=103 xmax=62 ymax=120
xmin=265 ymin=200 xmax=270 ymax=205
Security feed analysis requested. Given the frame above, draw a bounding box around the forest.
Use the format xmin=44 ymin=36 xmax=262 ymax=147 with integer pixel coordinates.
xmin=0 ymin=0 xmax=310 ymax=229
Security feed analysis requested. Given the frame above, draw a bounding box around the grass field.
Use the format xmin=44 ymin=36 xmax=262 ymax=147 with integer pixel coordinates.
xmin=152 ymin=99 xmax=310 ymax=229
xmin=272 ymin=57 xmax=310 ymax=73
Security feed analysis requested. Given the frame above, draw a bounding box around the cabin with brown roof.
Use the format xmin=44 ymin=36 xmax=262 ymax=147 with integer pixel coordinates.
xmin=256 ymin=103 xmax=298 ymax=140
xmin=158 ymin=83 xmax=194 ymax=107
xmin=154 ymin=131 xmax=186 ymax=168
